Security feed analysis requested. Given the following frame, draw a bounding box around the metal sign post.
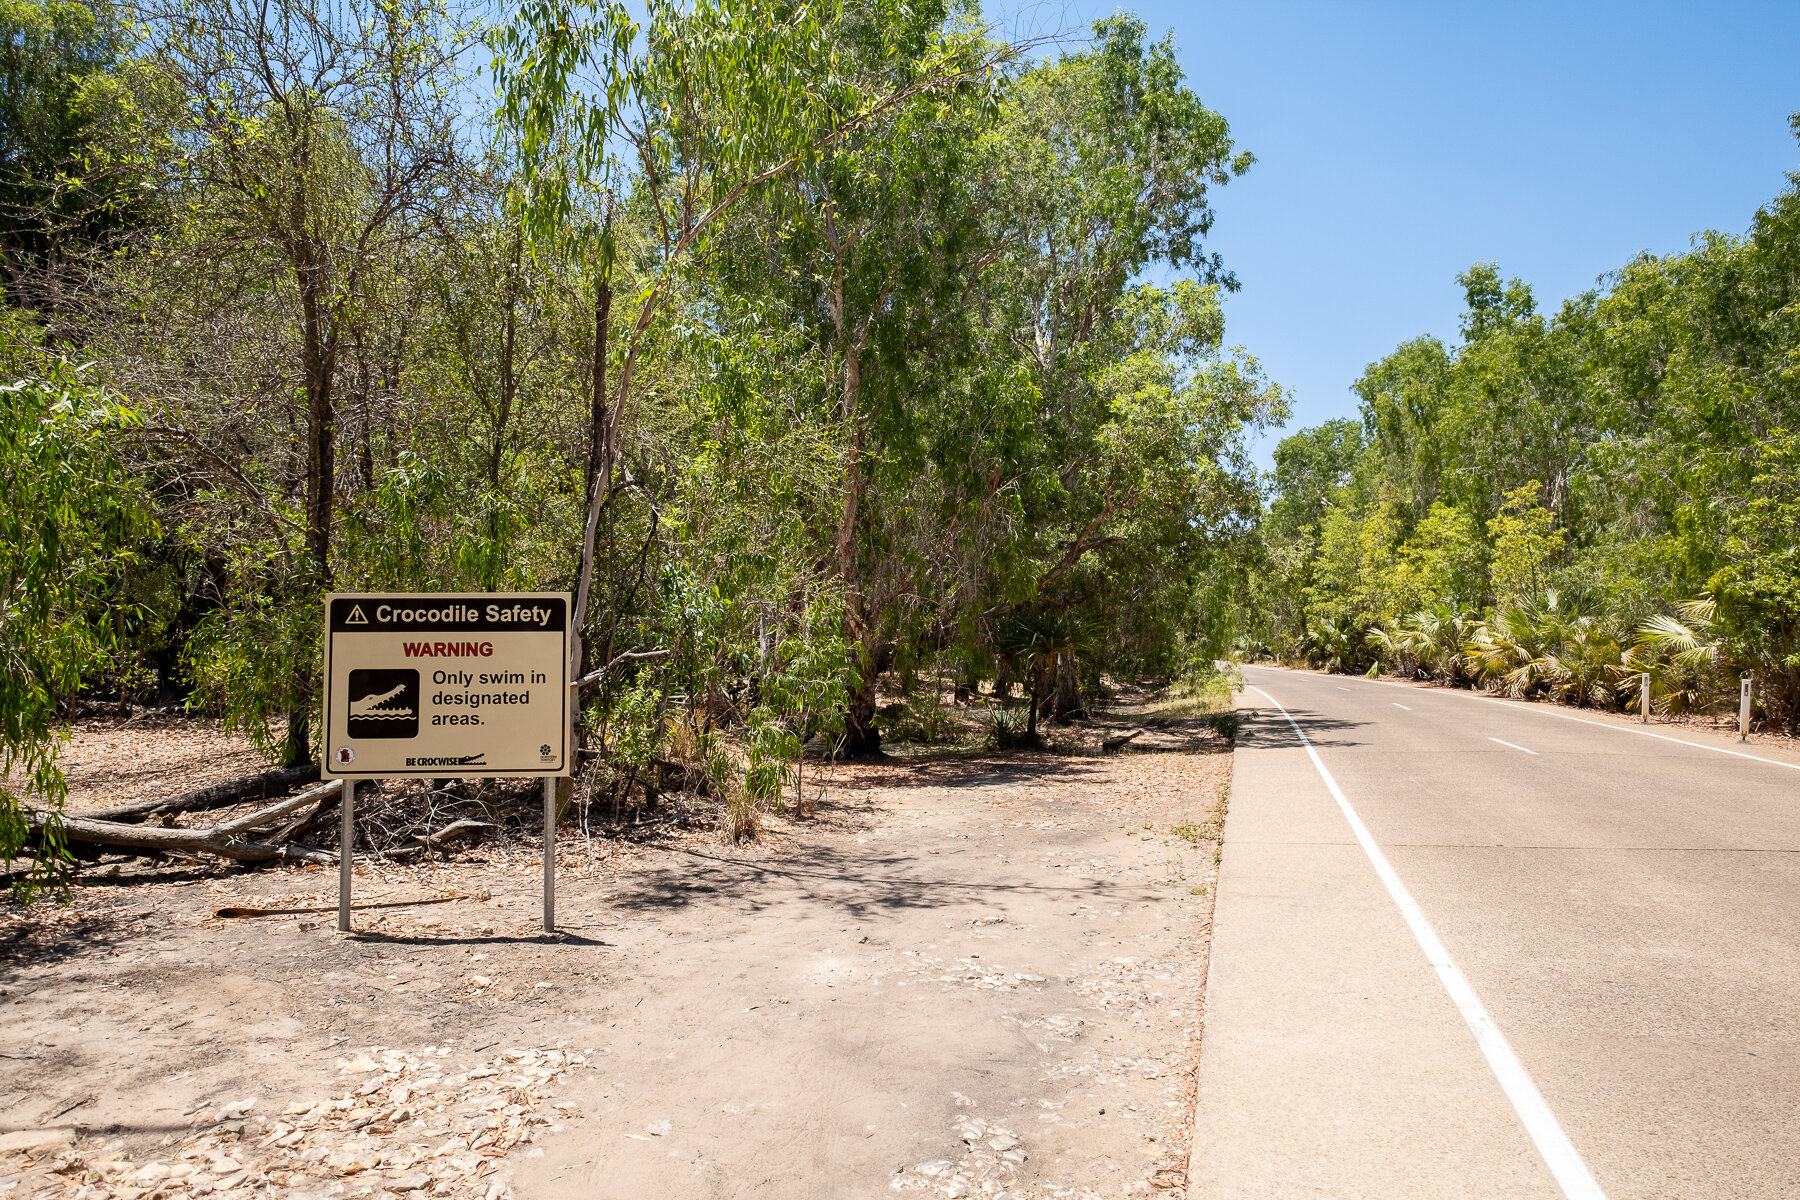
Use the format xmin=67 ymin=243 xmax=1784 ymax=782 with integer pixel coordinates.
xmin=543 ymin=779 xmax=556 ymax=933
xmin=323 ymin=593 xmax=572 ymax=935
xmin=1740 ymin=676 xmax=1753 ymax=742
xmin=338 ymin=779 xmax=354 ymax=932
xmin=1640 ymin=673 xmax=1651 ymax=724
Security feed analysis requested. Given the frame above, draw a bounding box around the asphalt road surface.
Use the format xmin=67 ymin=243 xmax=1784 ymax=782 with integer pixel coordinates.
xmin=1188 ymin=665 xmax=1800 ymax=1200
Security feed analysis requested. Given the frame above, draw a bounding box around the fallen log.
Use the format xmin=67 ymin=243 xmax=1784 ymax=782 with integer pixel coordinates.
xmin=30 ymin=781 xmax=343 ymax=867
xmin=267 ymin=784 xmax=343 ymax=845
xmin=83 ymin=763 xmax=320 ymax=824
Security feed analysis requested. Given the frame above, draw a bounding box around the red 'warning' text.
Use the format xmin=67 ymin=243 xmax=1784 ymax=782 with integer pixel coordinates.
xmin=403 ymin=641 xmax=495 ymax=657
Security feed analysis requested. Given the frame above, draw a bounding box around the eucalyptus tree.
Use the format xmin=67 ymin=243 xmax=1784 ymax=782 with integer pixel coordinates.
xmin=89 ymin=0 xmax=475 ymax=764
xmin=0 ymin=0 xmax=165 ymax=318
xmin=135 ymin=0 xmax=470 ymax=586
xmin=493 ymin=0 xmax=1012 ymax=757
xmin=689 ymin=1 xmax=1011 ymax=752
xmin=949 ymin=16 xmax=1273 ymax=705
xmin=0 ymin=336 xmax=152 ymax=899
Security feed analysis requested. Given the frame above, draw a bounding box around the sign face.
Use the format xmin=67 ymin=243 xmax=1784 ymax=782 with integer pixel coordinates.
xmin=323 ymin=593 xmax=570 ymax=777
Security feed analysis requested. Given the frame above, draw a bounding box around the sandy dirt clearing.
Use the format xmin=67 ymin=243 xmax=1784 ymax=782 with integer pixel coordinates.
xmin=3 ymin=740 xmax=1229 ymax=1200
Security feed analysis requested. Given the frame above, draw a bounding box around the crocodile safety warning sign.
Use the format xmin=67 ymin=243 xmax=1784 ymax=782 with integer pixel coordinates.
xmin=322 ymin=593 xmax=569 ymax=777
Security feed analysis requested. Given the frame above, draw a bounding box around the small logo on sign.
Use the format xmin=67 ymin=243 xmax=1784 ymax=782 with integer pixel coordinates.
xmin=335 ymin=746 xmax=356 ymax=766
xmin=345 ymin=603 xmax=369 ymax=625
xmin=539 ymin=743 xmax=553 ymax=759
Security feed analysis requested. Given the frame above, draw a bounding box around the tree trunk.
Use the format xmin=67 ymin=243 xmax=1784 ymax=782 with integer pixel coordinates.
xmin=567 ymin=267 xmax=614 ymax=780
xmin=292 ymin=233 xmax=337 ymax=772
xmin=1053 ymin=651 xmax=1081 ymax=723
xmin=841 ymin=627 xmax=884 ymax=757
xmin=954 ymin=660 xmax=977 ymax=704
xmin=282 ymin=708 xmax=311 ymax=770
xmin=835 ymin=326 xmax=884 ymax=756
xmin=586 ymin=274 xmax=612 ymax=500
xmin=1025 ymin=664 xmax=1040 ymax=744
xmin=489 ymin=236 xmax=522 ymax=486
xmin=298 ymin=250 xmax=337 ymax=587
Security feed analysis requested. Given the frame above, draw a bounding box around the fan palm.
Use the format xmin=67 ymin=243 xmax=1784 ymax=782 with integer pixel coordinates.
xmin=1466 ymin=590 xmax=1631 ymax=707
xmin=1301 ymin=617 xmax=1370 ymax=674
xmin=1632 ymin=596 xmax=1728 ymax=714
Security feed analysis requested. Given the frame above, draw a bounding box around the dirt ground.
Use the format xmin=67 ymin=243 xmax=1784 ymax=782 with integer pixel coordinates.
xmin=3 ymin=722 xmax=1231 ymax=1200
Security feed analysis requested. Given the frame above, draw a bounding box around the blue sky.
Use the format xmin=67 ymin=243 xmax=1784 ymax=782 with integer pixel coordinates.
xmin=1011 ymin=1 xmax=1800 ymax=463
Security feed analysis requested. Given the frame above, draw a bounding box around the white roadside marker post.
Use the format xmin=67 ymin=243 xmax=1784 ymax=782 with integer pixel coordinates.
xmin=543 ymin=777 xmax=556 ymax=933
xmin=1640 ymin=672 xmax=1650 ymax=724
xmin=338 ymin=778 xmax=355 ymax=932
xmin=1740 ymin=675 xmax=1753 ymax=742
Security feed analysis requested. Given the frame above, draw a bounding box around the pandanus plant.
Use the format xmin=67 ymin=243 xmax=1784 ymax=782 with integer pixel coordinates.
xmin=993 ymin=608 xmax=1086 ymax=743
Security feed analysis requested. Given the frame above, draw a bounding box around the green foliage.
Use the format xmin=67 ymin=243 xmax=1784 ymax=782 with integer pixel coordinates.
xmin=0 ymin=350 xmax=152 ymax=899
xmin=1260 ymin=118 xmax=1800 ymax=728
xmin=0 ymin=1 xmax=1284 ymax=866
xmin=1633 ymin=596 xmax=1727 ymax=715
xmin=180 ymin=559 xmax=321 ymax=765
xmin=0 ymin=0 xmax=165 ymax=299
xmin=1306 ymin=491 xmax=1404 ymax=628
xmin=1368 ymin=605 xmax=1478 ymax=684
xmin=1395 ymin=502 xmax=1486 ymax=611
xmin=1300 ymin=616 xmax=1372 ymax=675
xmin=1488 ymin=482 xmax=1561 ymax=607
xmin=1710 ymin=430 xmax=1800 ymax=728
xmin=982 ymin=704 xmax=1030 ymax=751
xmin=1465 ymin=591 xmax=1631 ymax=708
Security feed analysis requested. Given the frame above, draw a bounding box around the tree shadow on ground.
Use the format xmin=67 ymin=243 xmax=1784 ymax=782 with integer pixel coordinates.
xmin=348 ymin=930 xmax=608 ymax=948
xmin=1235 ymin=707 xmax=1369 ymax=750
xmin=0 ymin=907 xmax=136 ymax=979
xmin=820 ymin=742 xmax=1222 ymax=794
xmin=600 ymin=839 xmax=1163 ymax=925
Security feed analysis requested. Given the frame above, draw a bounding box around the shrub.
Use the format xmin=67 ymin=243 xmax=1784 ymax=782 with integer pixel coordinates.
xmin=984 ymin=705 xmax=1032 ymax=750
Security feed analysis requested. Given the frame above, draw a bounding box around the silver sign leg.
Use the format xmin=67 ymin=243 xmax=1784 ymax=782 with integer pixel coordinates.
xmin=543 ymin=778 xmax=556 ymax=934
xmin=338 ymin=779 xmax=355 ymax=933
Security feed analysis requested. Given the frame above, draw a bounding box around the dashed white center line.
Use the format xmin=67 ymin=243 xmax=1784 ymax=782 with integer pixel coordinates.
xmin=1337 ymin=686 xmax=1350 ymax=691
xmin=1393 ymin=702 xmax=1412 ymax=710
xmin=1490 ymin=737 xmax=1538 ymax=756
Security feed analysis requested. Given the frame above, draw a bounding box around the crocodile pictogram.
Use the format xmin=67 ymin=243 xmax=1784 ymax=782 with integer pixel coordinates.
xmin=349 ymin=682 xmax=414 ymax=719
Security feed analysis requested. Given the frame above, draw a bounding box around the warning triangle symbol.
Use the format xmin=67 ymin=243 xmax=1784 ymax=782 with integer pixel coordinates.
xmin=346 ymin=604 xmax=369 ymax=626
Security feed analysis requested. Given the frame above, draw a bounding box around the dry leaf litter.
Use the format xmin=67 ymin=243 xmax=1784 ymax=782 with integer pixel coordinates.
xmin=2 ymin=1046 xmax=587 ymax=1200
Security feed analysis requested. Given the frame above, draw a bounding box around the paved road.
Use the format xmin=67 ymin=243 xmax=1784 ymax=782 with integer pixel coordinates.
xmin=1188 ymin=665 xmax=1800 ymax=1200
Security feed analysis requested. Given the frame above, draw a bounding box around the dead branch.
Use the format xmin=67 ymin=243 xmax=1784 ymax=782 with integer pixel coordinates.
xmin=83 ymin=764 xmax=320 ymax=824
xmin=31 ymin=782 xmax=343 ymax=866
xmin=572 ymin=648 xmax=671 ymax=690
xmin=268 ymin=783 xmax=342 ymax=844
xmin=410 ymin=819 xmax=498 ymax=856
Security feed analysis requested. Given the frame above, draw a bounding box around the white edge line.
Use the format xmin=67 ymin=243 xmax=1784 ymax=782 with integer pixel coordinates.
xmin=1251 ymin=667 xmax=1800 ymax=774
xmin=1490 ymin=737 xmax=1539 ymax=756
xmin=1246 ymin=684 xmax=1607 ymax=1200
